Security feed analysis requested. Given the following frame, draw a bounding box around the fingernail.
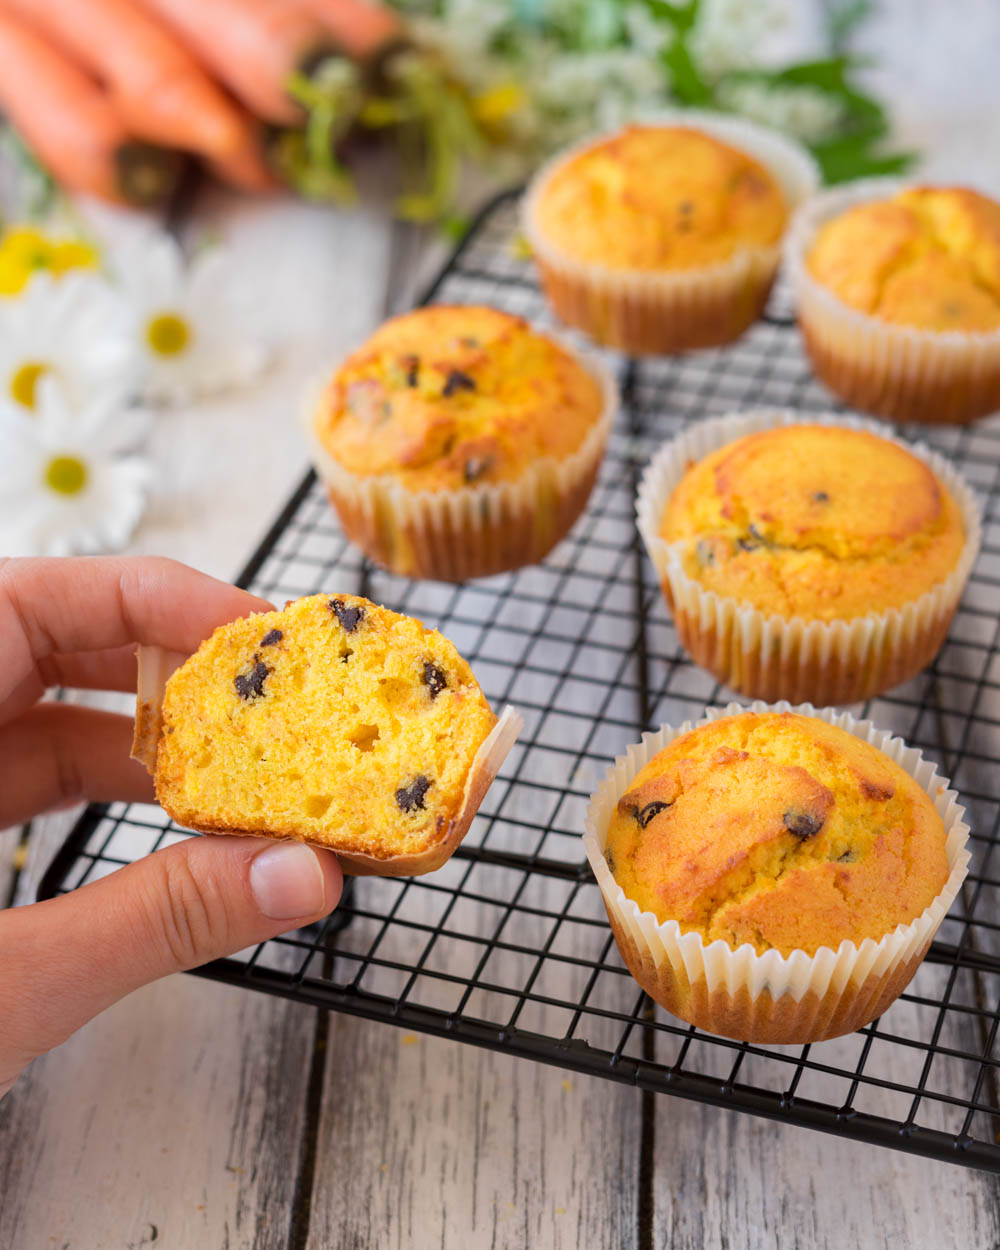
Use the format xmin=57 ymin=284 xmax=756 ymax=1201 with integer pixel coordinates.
xmin=250 ymin=842 xmax=326 ymax=920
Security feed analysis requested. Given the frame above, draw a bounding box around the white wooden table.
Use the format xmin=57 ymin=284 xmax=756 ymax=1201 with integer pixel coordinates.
xmin=3 ymin=4 xmax=1000 ymax=1243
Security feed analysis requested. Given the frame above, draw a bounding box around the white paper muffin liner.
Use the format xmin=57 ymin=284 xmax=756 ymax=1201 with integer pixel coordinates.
xmin=636 ymin=408 xmax=982 ymax=705
xmin=583 ymin=701 xmax=971 ymax=1043
xmin=521 ymin=110 xmax=820 ymax=355
xmin=785 ymin=177 xmax=1000 ymax=424
xmin=303 ymin=331 xmax=618 ymax=582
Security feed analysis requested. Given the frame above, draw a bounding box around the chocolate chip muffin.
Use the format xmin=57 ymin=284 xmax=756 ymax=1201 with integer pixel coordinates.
xmin=585 ymin=705 xmax=970 ymax=1043
xmin=786 ymin=179 xmax=1000 ymax=423
xmin=637 ymin=411 xmax=980 ymax=705
xmin=137 ymin=593 xmax=520 ymax=876
xmin=306 ymin=304 xmax=615 ymax=581
xmin=522 ymin=112 xmax=818 ymax=354
xmin=604 ymin=711 xmax=949 ymax=955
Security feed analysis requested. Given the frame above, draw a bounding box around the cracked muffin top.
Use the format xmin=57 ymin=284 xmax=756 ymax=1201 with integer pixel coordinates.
xmin=659 ymin=424 xmax=966 ymax=621
xmin=312 ymin=305 xmax=606 ymax=492
xmin=530 ymin=123 xmax=789 ymax=271
xmin=603 ymin=711 xmax=949 ymax=956
xmin=806 ymin=186 xmax=1000 ymax=332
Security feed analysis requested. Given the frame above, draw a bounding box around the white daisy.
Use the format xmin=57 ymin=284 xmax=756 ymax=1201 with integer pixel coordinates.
xmin=0 ymin=271 xmax=140 ymax=413
xmin=0 ymin=378 xmax=150 ymax=557
xmin=107 ymin=227 xmax=268 ymax=404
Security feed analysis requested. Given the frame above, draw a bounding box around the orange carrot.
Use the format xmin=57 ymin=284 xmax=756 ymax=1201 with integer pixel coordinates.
xmin=0 ymin=9 xmax=182 ymax=206
xmin=304 ymin=0 xmax=406 ymax=66
xmin=140 ymin=0 xmax=338 ymax=127
xmin=0 ymin=0 xmax=259 ymax=161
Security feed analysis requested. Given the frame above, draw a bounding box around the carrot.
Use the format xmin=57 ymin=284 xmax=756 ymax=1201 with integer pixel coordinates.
xmin=303 ymin=0 xmax=406 ymax=67
xmin=140 ymin=0 xmax=338 ymax=127
xmin=0 ymin=0 xmax=259 ymax=162
xmin=0 ymin=10 xmax=182 ymax=206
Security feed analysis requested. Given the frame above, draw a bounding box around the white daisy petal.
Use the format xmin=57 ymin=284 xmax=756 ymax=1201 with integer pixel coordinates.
xmin=0 ymin=379 xmax=150 ymax=557
xmin=109 ymin=231 xmax=269 ymax=404
xmin=0 ymin=271 xmax=142 ymax=412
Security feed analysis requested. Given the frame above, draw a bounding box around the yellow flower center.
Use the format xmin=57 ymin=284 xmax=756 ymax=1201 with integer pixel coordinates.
xmin=146 ymin=312 xmax=191 ymax=357
xmin=0 ymin=227 xmax=98 ymax=295
xmin=44 ymin=455 xmax=88 ymax=496
xmin=9 ymin=361 xmax=49 ymax=409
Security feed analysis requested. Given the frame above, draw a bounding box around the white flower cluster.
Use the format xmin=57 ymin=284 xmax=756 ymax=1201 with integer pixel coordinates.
xmin=688 ymin=0 xmax=788 ymax=81
xmin=715 ymin=78 xmax=844 ymax=145
xmin=0 ymin=213 xmax=267 ymax=558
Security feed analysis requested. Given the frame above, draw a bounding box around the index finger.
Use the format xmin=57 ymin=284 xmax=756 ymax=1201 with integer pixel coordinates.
xmin=0 ymin=556 xmax=273 ymax=706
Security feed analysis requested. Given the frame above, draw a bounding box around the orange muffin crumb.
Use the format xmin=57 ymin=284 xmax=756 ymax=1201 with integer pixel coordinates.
xmin=152 ymin=594 xmax=499 ymax=872
xmin=531 ymin=124 xmax=789 ymax=271
xmin=660 ymin=424 xmax=966 ymax=621
xmin=312 ymin=305 xmax=606 ymax=492
xmin=807 ymin=186 xmax=1000 ymax=332
xmin=604 ymin=712 xmax=949 ymax=956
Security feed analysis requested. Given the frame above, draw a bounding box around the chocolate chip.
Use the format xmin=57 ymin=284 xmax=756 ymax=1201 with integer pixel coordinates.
xmin=396 ymin=775 xmax=431 ymax=813
xmin=329 ymin=598 xmax=364 ymax=632
xmin=235 ymin=655 xmax=270 ymax=701
xmin=812 ymin=491 xmax=830 ymax=503
xmin=696 ymin=539 xmax=715 ymax=567
xmin=464 ymin=456 xmax=492 ymax=483
xmin=604 ymin=848 xmax=616 ymax=874
xmin=405 ymin=355 xmax=419 ymax=387
xmin=422 ymin=660 xmax=448 ymax=698
xmin=738 ymin=523 xmax=768 ymax=552
xmin=784 ymin=809 xmax=824 ymax=839
xmin=442 ymin=369 xmax=476 ymax=397
xmin=837 ymin=849 xmax=857 ymax=863
xmin=259 ymin=629 xmax=283 ymax=647
xmin=636 ymin=800 xmax=671 ymax=830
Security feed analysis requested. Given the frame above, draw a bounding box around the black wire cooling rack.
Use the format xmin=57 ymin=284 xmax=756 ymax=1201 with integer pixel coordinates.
xmin=39 ymin=189 xmax=1000 ymax=1171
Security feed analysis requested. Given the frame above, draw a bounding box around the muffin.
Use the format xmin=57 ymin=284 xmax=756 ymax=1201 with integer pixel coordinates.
xmin=521 ymin=112 xmax=818 ymax=355
xmin=305 ymin=305 xmax=616 ymax=581
xmin=786 ymin=180 xmax=1000 ymax=423
xmin=637 ymin=410 xmax=980 ymax=705
xmin=585 ymin=704 xmax=970 ymax=1043
xmin=132 ymin=593 xmax=522 ymax=876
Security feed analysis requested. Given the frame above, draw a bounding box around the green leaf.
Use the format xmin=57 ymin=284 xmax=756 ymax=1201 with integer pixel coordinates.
xmin=810 ymin=132 xmax=917 ymax=183
xmin=643 ymin=0 xmax=700 ymax=33
xmin=662 ymin=36 xmax=713 ymax=106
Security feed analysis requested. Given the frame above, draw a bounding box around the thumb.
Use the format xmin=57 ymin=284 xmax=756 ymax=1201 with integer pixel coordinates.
xmin=0 ymin=836 xmax=342 ymax=1092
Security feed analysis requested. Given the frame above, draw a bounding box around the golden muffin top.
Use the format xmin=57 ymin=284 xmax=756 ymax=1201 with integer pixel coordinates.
xmin=659 ymin=424 xmax=966 ymax=621
xmin=604 ymin=712 xmax=950 ymax=956
xmin=313 ymin=305 xmax=606 ymax=491
xmin=531 ymin=124 xmax=789 ymax=270
xmin=806 ymin=186 xmax=1000 ymax=331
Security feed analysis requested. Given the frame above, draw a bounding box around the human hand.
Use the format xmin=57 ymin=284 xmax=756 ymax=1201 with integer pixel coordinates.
xmin=0 ymin=556 xmax=342 ymax=1097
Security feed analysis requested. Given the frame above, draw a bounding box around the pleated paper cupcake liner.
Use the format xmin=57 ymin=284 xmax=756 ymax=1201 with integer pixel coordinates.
xmin=636 ymin=408 xmax=982 ymax=705
xmin=521 ymin=110 xmax=819 ymax=356
xmin=785 ymin=178 xmax=1000 ymax=424
xmin=304 ymin=335 xmax=618 ymax=583
xmin=583 ymin=701 xmax=971 ymax=1044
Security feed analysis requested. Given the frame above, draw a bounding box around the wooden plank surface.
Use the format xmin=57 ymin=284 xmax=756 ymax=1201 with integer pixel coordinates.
xmin=5 ymin=4 xmax=1000 ymax=1237
xmin=0 ymin=195 xmax=395 ymax=1250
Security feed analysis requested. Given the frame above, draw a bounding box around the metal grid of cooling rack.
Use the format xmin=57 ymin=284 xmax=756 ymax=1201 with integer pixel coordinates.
xmin=40 ymin=189 xmax=1000 ymax=1171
